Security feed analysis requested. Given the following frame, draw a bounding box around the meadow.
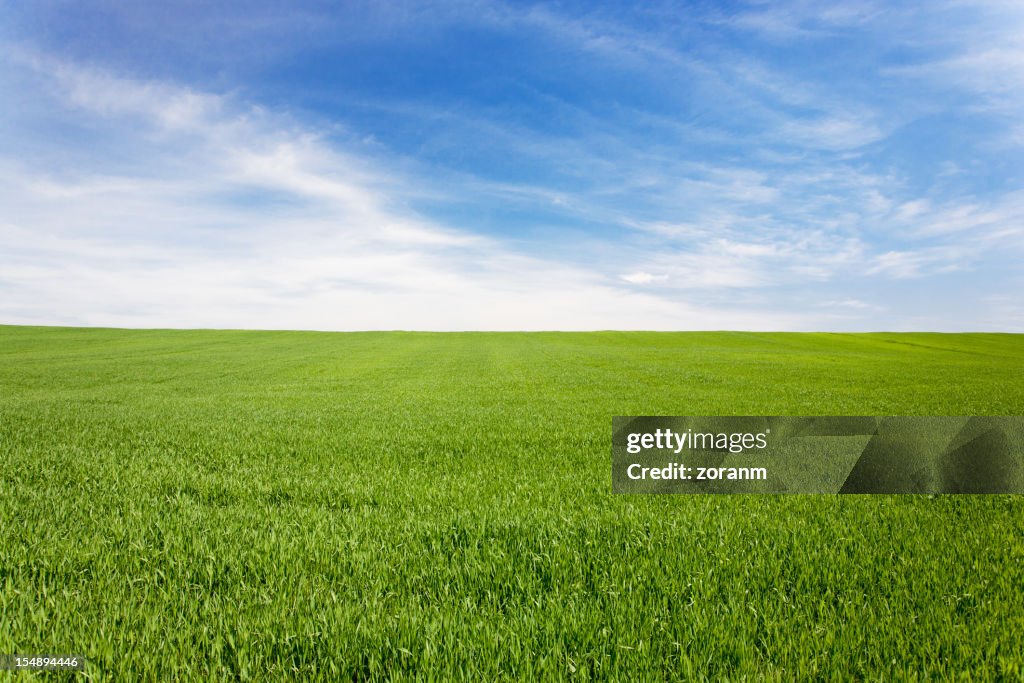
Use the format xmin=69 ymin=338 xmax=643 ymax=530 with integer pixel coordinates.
xmin=1 ymin=326 xmax=1022 ymax=680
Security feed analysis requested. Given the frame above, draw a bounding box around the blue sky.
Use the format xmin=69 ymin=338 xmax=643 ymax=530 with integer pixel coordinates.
xmin=2 ymin=0 xmax=1023 ymax=330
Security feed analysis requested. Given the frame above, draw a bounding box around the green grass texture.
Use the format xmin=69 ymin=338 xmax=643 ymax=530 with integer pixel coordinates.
xmin=1 ymin=326 xmax=1023 ymax=680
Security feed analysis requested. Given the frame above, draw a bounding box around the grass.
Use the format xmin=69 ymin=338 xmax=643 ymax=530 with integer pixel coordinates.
xmin=1 ymin=326 xmax=1023 ymax=680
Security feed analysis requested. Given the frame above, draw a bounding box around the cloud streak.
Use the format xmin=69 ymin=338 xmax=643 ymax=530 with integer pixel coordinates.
xmin=0 ymin=55 xmax=813 ymax=331
xmin=1 ymin=1 xmax=1022 ymax=331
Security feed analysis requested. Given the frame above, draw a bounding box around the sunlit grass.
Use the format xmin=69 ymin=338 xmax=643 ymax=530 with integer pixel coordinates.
xmin=1 ymin=327 xmax=1022 ymax=679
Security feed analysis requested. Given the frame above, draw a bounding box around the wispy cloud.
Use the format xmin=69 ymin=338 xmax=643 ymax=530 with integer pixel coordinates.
xmin=819 ymin=299 xmax=884 ymax=311
xmin=725 ymin=0 xmax=884 ymax=40
xmin=867 ymin=246 xmax=971 ymax=279
xmin=620 ymin=272 xmax=669 ymax=285
xmin=0 ymin=54 xmax=811 ymax=330
xmin=1 ymin=1 xmax=1022 ymax=331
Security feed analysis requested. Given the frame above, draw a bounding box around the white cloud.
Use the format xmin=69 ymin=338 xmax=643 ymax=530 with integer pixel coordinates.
xmin=3 ymin=3 xmax=1023 ymax=334
xmin=898 ymin=47 xmax=1024 ymax=106
xmin=818 ymin=298 xmax=883 ymax=311
xmin=727 ymin=0 xmax=883 ymax=41
xmin=0 ymin=55 xmax=813 ymax=331
xmin=776 ymin=115 xmax=885 ymax=151
xmin=867 ymin=246 xmax=970 ymax=279
xmin=620 ymin=272 xmax=668 ymax=285
xmin=878 ymin=2 xmax=1024 ymax=121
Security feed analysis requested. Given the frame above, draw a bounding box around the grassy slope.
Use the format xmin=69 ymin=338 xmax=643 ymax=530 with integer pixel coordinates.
xmin=1 ymin=326 xmax=1022 ymax=680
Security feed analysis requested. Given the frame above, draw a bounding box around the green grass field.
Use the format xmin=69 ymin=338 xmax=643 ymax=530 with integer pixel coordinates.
xmin=1 ymin=326 xmax=1023 ymax=680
